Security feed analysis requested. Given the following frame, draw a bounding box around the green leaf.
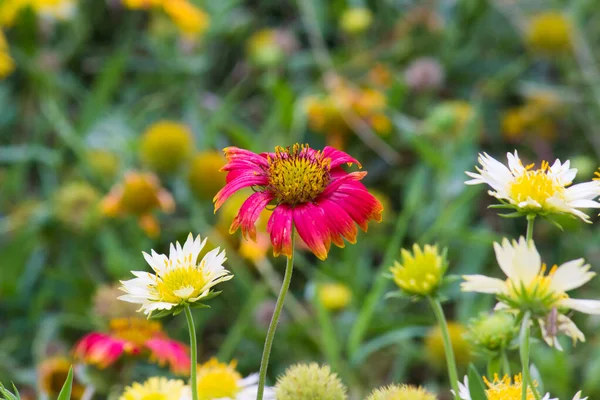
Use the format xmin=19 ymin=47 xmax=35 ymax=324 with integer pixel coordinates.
xmin=56 ymin=367 xmax=73 ymax=400
xmin=468 ymin=364 xmax=487 ymax=400
xmin=0 ymin=381 xmax=20 ymax=400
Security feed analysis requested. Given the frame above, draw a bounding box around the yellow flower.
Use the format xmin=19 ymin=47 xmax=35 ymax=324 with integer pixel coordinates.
xmin=340 ymin=7 xmax=373 ymax=34
xmin=0 ymin=0 xmax=29 ymax=27
xmin=122 ymin=0 xmax=161 ymax=9
xmin=120 ymin=377 xmax=186 ymax=400
xmin=38 ymin=357 xmax=84 ymax=400
xmin=86 ymin=149 xmax=120 ymax=180
xmin=390 ymin=244 xmax=446 ymax=296
xmin=247 ymin=29 xmax=285 ymax=67
xmin=140 ymin=120 xmax=194 ymax=174
xmin=502 ymin=108 xmax=527 ymax=141
xmin=53 ymin=181 xmax=101 ymax=232
xmin=367 ymin=384 xmax=437 ymax=400
xmin=318 ymin=282 xmax=352 ymax=311
xmin=102 ymin=171 xmax=175 ymax=237
xmin=162 ymin=0 xmax=210 ymax=38
xmin=187 ymin=150 xmax=227 ymax=200
xmin=239 ymin=232 xmax=271 ymax=263
xmin=527 ymin=12 xmax=572 ymax=54
xmin=426 ymin=322 xmax=471 ymax=369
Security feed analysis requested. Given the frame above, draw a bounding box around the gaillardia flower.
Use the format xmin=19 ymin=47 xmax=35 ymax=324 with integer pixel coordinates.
xmin=73 ymin=317 xmax=190 ymax=374
xmin=465 ymin=151 xmax=600 ymax=222
xmin=102 ymin=171 xmax=175 ymax=237
xmin=456 ymin=375 xmax=587 ymax=400
xmin=119 ymin=233 xmax=233 ymax=316
xmin=367 ymin=384 xmax=437 ymax=400
xmin=39 ymin=357 xmax=85 ymax=399
xmin=462 ymin=237 xmax=600 ymax=349
xmin=213 ymin=144 xmax=383 ymax=260
xmin=120 ymin=377 xmax=187 ymax=400
xmin=183 ymin=358 xmax=274 ymax=400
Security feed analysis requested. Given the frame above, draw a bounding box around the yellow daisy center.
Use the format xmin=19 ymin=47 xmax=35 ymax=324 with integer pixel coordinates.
xmin=155 ymin=266 xmax=209 ymax=304
xmin=484 ymin=374 xmax=537 ymax=400
xmin=503 ymin=263 xmax=566 ymax=314
xmin=508 ymin=161 xmax=565 ymax=207
xmin=119 ymin=377 xmax=185 ymax=400
xmin=196 ymin=358 xmax=242 ymax=400
xmin=267 ymin=144 xmax=331 ymax=204
xmin=109 ymin=318 xmax=162 ymax=347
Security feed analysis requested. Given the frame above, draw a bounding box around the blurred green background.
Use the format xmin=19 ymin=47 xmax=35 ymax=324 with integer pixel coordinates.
xmin=1 ymin=0 xmax=600 ymax=398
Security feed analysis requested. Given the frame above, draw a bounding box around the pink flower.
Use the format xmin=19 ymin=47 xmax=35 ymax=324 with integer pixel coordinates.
xmin=213 ymin=144 xmax=383 ymax=260
xmin=73 ymin=317 xmax=189 ymax=374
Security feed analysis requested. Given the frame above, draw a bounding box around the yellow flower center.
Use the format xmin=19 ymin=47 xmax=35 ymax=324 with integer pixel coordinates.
xmin=109 ymin=318 xmax=163 ymax=346
xmin=267 ymin=144 xmax=331 ymax=204
xmin=196 ymin=358 xmax=241 ymax=400
xmin=154 ymin=266 xmax=209 ymax=304
xmin=141 ymin=395 xmax=167 ymax=400
xmin=120 ymin=174 xmax=162 ymax=215
xmin=502 ymin=263 xmax=566 ymax=314
xmin=484 ymin=374 xmax=537 ymax=400
xmin=508 ymin=161 xmax=564 ymax=207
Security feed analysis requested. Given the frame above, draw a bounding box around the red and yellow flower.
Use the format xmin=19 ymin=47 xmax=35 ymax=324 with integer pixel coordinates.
xmin=213 ymin=144 xmax=383 ymax=260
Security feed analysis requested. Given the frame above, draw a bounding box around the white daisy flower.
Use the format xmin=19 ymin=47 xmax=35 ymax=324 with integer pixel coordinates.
xmin=454 ymin=374 xmax=557 ymax=400
xmin=180 ymin=358 xmax=275 ymax=400
xmin=120 ymin=377 xmax=188 ymax=400
xmin=119 ymin=233 xmax=233 ymax=316
xmin=461 ymin=236 xmax=600 ymax=349
xmin=465 ymin=151 xmax=600 ymax=222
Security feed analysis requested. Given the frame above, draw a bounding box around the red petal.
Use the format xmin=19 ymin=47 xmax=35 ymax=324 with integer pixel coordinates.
xmin=213 ymin=172 xmax=269 ymax=211
xmin=318 ymin=197 xmax=359 ymax=247
xmin=322 ymin=147 xmax=362 ymax=169
xmin=267 ymin=204 xmax=294 ymax=258
xmin=293 ymin=203 xmax=331 ymax=260
xmin=230 ymin=191 xmax=275 ymax=240
xmin=145 ymin=338 xmax=190 ymax=375
xmin=328 ymin=184 xmax=383 ymax=231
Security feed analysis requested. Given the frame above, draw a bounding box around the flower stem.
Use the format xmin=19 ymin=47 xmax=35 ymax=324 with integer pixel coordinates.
xmin=256 ymin=237 xmax=295 ymax=400
xmin=526 ymin=215 xmax=536 ymax=242
xmin=428 ymin=296 xmax=460 ymax=400
xmin=519 ymin=312 xmax=540 ymax=400
xmin=501 ymin=350 xmax=511 ymax=377
xmin=184 ymin=305 xmax=198 ymax=400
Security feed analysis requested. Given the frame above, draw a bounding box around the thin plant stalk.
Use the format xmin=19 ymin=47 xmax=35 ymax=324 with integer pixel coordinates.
xmin=519 ymin=312 xmax=541 ymax=400
xmin=526 ymin=215 xmax=535 ymax=242
xmin=184 ymin=305 xmax=198 ymax=400
xmin=256 ymin=235 xmax=296 ymax=400
xmin=428 ymin=296 xmax=460 ymax=400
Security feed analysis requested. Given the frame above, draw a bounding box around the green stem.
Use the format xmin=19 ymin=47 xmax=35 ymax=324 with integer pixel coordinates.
xmin=184 ymin=305 xmax=198 ymax=400
xmin=256 ymin=237 xmax=295 ymax=400
xmin=501 ymin=350 xmax=511 ymax=377
xmin=428 ymin=297 xmax=460 ymax=400
xmin=519 ymin=312 xmax=540 ymax=400
xmin=526 ymin=215 xmax=535 ymax=242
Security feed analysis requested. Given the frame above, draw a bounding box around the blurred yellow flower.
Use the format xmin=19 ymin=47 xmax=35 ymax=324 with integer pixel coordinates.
xmin=367 ymin=384 xmax=437 ymax=400
xmin=162 ymin=0 xmax=210 ymax=37
xmin=53 ymin=181 xmax=101 ymax=232
xmin=0 ymin=31 xmax=14 ymax=79
xmin=140 ymin=120 xmax=194 ymax=174
xmin=426 ymin=322 xmax=471 ymax=369
xmin=502 ymin=91 xmax=561 ymax=142
xmin=340 ymin=7 xmax=373 ymax=35
xmin=527 ymin=12 xmax=572 ymax=55
xmin=247 ymin=29 xmax=284 ymax=67
xmin=239 ymin=232 xmax=271 ymax=263
xmin=318 ymin=282 xmax=352 ymax=311
xmin=305 ymin=79 xmax=391 ymax=145
xmin=102 ymin=171 xmax=175 ymax=237
xmin=390 ymin=244 xmax=446 ymax=296
xmin=120 ymin=377 xmax=186 ymax=400
xmin=422 ymin=101 xmax=475 ymax=138
xmin=368 ymin=63 xmax=393 ymax=88
xmin=39 ymin=357 xmax=84 ymax=400
xmin=122 ymin=0 xmax=161 ymax=9
xmin=187 ymin=150 xmax=227 ymax=200
xmin=86 ymin=149 xmax=121 ymax=180
xmin=30 ymin=0 xmax=77 ymax=20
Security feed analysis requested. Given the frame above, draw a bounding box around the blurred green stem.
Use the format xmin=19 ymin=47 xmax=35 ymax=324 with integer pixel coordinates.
xmin=428 ymin=296 xmax=460 ymax=400
xmin=502 ymin=350 xmax=511 ymax=376
xmin=256 ymin=235 xmax=296 ymax=400
xmin=519 ymin=312 xmax=541 ymax=400
xmin=526 ymin=215 xmax=535 ymax=242
xmin=184 ymin=305 xmax=198 ymax=400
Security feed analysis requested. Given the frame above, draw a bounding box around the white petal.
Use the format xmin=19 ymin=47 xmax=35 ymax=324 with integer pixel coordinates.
xmin=461 ymin=275 xmax=505 ymax=294
xmin=559 ymin=298 xmax=600 ymax=315
xmin=549 ymin=259 xmax=595 ymax=292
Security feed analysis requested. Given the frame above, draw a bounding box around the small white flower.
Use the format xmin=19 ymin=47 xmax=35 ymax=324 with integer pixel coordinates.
xmin=465 ymin=151 xmax=600 ymax=222
xmin=119 ymin=233 xmax=233 ymax=316
xmin=455 ymin=374 xmax=558 ymax=400
xmin=462 ymin=237 xmax=600 ymax=349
